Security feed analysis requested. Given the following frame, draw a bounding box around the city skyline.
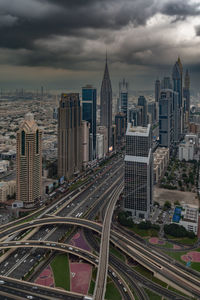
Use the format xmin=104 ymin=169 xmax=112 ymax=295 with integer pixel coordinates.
xmin=0 ymin=0 xmax=200 ymax=91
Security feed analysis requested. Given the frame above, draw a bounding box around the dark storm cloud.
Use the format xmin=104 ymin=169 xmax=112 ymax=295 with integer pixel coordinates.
xmin=0 ymin=0 xmax=200 ymax=72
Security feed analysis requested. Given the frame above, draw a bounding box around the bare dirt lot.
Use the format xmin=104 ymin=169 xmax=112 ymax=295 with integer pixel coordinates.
xmin=154 ymin=186 xmax=199 ymax=207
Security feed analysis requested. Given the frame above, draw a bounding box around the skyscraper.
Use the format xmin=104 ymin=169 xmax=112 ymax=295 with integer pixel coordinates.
xmin=155 ymin=79 xmax=160 ymax=102
xmin=159 ymin=89 xmax=174 ymax=150
xmin=161 ymin=77 xmax=172 ymax=89
xmin=82 ymin=85 xmax=97 ymax=160
xmin=115 ymin=112 xmax=126 ymax=144
xmin=138 ymin=96 xmax=147 ymax=127
xmin=16 ymin=113 xmax=42 ymax=208
xmin=124 ymin=123 xmax=153 ymax=219
xmin=119 ymin=78 xmax=128 ymax=125
xmin=100 ymin=57 xmax=112 ymax=152
xmin=58 ymin=93 xmax=82 ymax=180
xmin=172 ymin=57 xmax=183 ymax=137
xmin=183 ymin=69 xmax=190 ymax=115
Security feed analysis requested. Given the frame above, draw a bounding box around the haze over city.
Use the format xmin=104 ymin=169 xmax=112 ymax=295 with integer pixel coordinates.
xmin=0 ymin=0 xmax=200 ymax=91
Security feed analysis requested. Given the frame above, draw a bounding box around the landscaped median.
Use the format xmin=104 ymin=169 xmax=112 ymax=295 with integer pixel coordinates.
xmin=50 ymin=254 xmax=70 ymax=290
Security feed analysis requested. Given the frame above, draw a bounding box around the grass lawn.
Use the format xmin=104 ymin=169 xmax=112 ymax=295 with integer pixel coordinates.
xmin=51 ymin=254 xmax=70 ymax=290
xmin=88 ymin=268 xmax=122 ymax=300
xmin=105 ymin=282 xmax=122 ymax=300
xmin=166 ymin=235 xmax=198 ymax=245
xmin=191 ymin=262 xmax=200 ymax=272
xmin=144 ymin=288 xmax=162 ymax=300
xmin=110 ymin=245 xmax=126 ymax=262
xmin=130 ymin=226 xmax=159 ymax=237
xmin=133 ymin=265 xmax=167 ymax=288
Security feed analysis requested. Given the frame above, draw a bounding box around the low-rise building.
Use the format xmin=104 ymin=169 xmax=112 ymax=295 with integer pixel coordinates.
xmin=178 ymin=134 xmax=198 ymax=161
xmin=153 ymin=147 xmax=169 ymax=183
xmin=0 ymin=181 xmax=16 ymax=202
xmin=0 ymin=160 xmax=10 ymax=174
xmin=172 ymin=205 xmax=199 ymax=235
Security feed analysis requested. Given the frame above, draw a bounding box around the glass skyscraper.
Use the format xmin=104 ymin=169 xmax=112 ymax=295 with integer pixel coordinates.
xmin=119 ymin=79 xmax=128 ymax=126
xmin=82 ymin=85 xmax=97 ymax=160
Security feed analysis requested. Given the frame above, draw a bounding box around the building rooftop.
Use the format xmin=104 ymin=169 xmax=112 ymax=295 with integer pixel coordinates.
xmin=126 ymin=123 xmax=151 ymax=137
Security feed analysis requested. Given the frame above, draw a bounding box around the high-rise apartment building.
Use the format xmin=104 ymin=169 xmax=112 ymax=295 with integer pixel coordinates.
xmin=155 ymin=79 xmax=160 ymax=102
xmin=183 ymin=69 xmax=190 ymax=117
xmin=119 ymin=78 xmax=128 ymax=125
xmin=58 ymin=93 xmax=82 ymax=180
xmin=159 ymin=89 xmax=174 ymax=150
xmin=81 ymin=120 xmax=90 ymax=169
xmin=124 ymin=123 xmax=153 ymax=219
xmin=100 ymin=57 xmax=112 ymax=151
xmin=82 ymin=85 xmax=97 ymax=160
xmin=16 ymin=113 xmax=42 ymax=208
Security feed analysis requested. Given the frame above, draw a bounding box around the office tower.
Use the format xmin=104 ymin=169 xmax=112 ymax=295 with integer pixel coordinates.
xmin=53 ymin=108 xmax=58 ymax=120
xmin=159 ymin=89 xmax=174 ymax=150
xmin=82 ymin=85 xmax=97 ymax=160
xmin=112 ymin=124 xmax=116 ymax=151
xmin=161 ymin=77 xmax=172 ymax=89
xmin=148 ymin=101 xmax=157 ymax=125
xmin=119 ymin=78 xmax=128 ymax=125
xmin=124 ymin=123 xmax=153 ymax=219
xmin=16 ymin=113 xmax=42 ymax=208
xmin=172 ymin=57 xmax=183 ymax=136
xmin=97 ymin=126 xmax=108 ymax=157
xmin=183 ymin=69 xmax=190 ymax=115
xmin=155 ymin=79 xmax=160 ymax=102
xmin=58 ymin=93 xmax=82 ymax=180
xmin=81 ymin=121 xmax=90 ymax=169
xmin=115 ymin=113 xmax=126 ymax=144
xmin=100 ymin=57 xmax=112 ymax=152
xmin=138 ymin=96 xmax=147 ymax=127
xmin=96 ymin=134 xmax=104 ymax=159
xmin=128 ymin=106 xmax=143 ymax=126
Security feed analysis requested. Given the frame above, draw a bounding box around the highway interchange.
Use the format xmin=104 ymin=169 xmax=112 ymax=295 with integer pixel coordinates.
xmin=0 ymin=153 xmax=199 ymax=299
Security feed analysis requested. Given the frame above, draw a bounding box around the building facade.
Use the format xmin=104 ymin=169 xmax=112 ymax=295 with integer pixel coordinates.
xmin=58 ymin=93 xmax=82 ymax=180
xmin=124 ymin=123 xmax=153 ymax=219
xmin=138 ymin=96 xmax=147 ymax=127
xmin=16 ymin=113 xmax=42 ymax=208
xmin=119 ymin=78 xmax=128 ymax=125
xmin=159 ymin=89 xmax=174 ymax=150
xmin=81 ymin=120 xmax=90 ymax=169
xmin=100 ymin=57 xmax=112 ymax=151
xmin=115 ymin=112 xmax=126 ymax=144
xmin=82 ymin=85 xmax=97 ymax=160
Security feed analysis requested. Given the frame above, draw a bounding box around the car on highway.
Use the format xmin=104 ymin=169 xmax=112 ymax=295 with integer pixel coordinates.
xmin=0 ymin=280 xmax=5 ymax=284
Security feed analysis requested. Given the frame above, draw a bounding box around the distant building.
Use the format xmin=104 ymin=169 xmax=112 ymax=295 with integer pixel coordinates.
xmin=115 ymin=113 xmax=126 ymax=144
xmin=128 ymin=106 xmax=143 ymax=127
xmin=155 ymin=79 xmax=160 ymax=102
xmin=97 ymin=126 xmax=108 ymax=157
xmin=16 ymin=113 xmax=42 ymax=208
xmin=53 ymin=108 xmax=58 ymax=120
xmin=58 ymin=93 xmax=82 ymax=180
xmin=159 ymin=89 xmax=174 ymax=150
xmin=96 ymin=134 xmax=104 ymax=159
xmin=100 ymin=57 xmax=112 ymax=151
xmin=138 ymin=96 xmax=147 ymax=127
xmin=119 ymin=79 xmax=128 ymax=125
xmin=112 ymin=124 xmax=116 ymax=151
xmin=81 ymin=121 xmax=90 ymax=169
xmin=148 ymin=101 xmax=157 ymax=125
xmin=82 ymin=85 xmax=97 ymax=160
xmin=161 ymin=77 xmax=172 ymax=89
xmin=124 ymin=123 xmax=153 ymax=219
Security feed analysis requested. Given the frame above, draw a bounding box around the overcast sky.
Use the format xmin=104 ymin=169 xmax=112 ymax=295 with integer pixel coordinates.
xmin=0 ymin=0 xmax=200 ymax=92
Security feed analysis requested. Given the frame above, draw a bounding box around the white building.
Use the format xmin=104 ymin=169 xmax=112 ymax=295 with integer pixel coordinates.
xmin=173 ymin=205 xmax=199 ymax=235
xmin=96 ymin=134 xmax=104 ymax=159
xmin=178 ymin=134 xmax=198 ymax=161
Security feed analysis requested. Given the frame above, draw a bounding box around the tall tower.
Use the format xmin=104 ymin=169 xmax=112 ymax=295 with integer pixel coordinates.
xmin=119 ymin=79 xmax=128 ymax=126
xmin=155 ymin=79 xmax=160 ymax=102
xmin=100 ymin=56 xmax=112 ymax=152
xmin=82 ymin=85 xmax=97 ymax=160
xmin=124 ymin=123 xmax=153 ymax=219
xmin=16 ymin=113 xmax=42 ymax=208
xmin=58 ymin=93 xmax=82 ymax=180
xmin=183 ymin=69 xmax=190 ymax=112
xmin=172 ymin=57 xmax=183 ymax=137
xmin=138 ymin=96 xmax=147 ymax=127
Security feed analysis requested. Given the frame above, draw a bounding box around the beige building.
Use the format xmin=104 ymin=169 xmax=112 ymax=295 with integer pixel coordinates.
xmin=153 ymin=147 xmax=169 ymax=183
xmin=0 ymin=181 xmax=16 ymax=202
xmin=81 ymin=120 xmax=90 ymax=169
xmin=97 ymin=126 xmax=108 ymax=157
xmin=58 ymin=93 xmax=82 ymax=180
xmin=16 ymin=113 xmax=42 ymax=208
